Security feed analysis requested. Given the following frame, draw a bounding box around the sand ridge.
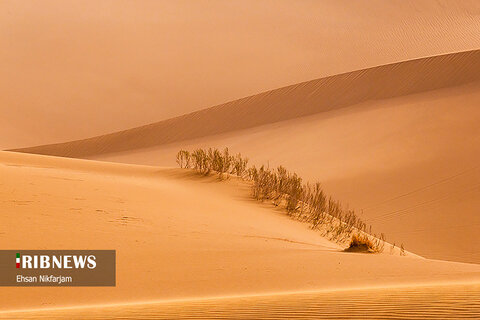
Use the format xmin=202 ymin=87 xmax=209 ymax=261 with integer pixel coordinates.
xmin=10 ymin=49 xmax=480 ymax=157
xmin=2 ymin=0 xmax=480 ymax=149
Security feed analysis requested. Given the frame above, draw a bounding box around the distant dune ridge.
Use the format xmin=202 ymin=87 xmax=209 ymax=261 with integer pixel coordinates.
xmin=2 ymin=0 xmax=480 ymax=149
xmin=11 ymin=49 xmax=480 ymax=158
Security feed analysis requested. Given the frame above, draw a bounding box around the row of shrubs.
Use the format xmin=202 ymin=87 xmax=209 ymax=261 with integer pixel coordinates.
xmin=176 ymin=147 xmax=387 ymax=253
xmin=177 ymin=148 xmax=249 ymax=178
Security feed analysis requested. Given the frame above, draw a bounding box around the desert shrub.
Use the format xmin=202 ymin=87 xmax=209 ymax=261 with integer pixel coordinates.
xmin=247 ymin=165 xmax=258 ymax=181
xmin=176 ymin=150 xmax=191 ymax=168
xmin=176 ymin=147 xmax=388 ymax=253
xmin=191 ymin=149 xmax=210 ymax=175
xmin=186 ymin=147 xmax=250 ymax=179
xmin=345 ymin=233 xmax=376 ymax=253
xmin=231 ymin=153 xmax=249 ymax=177
xmin=374 ymin=233 xmax=386 ymax=253
xmin=285 ymin=173 xmax=303 ymax=214
xmin=345 ymin=233 xmax=385 ymax=253
xmin=252 ymin=165 xmax=276 ymax=200
xmin=308 ymin=183 xmax=327 ymax=227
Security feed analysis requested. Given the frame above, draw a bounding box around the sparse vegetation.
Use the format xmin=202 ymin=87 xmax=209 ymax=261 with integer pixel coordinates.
xmin=345 ymin=233 xmax=376 ymax=252
xmin=390 ymin=243 xmax=396 ymax=255
xmin=176 ymin=147 xmax=391 ymax=253
xmin=176 ymin=150 xmax=191 ymax=169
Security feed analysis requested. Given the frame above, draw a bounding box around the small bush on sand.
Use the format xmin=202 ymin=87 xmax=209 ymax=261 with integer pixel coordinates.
xmin=231 ymin=153 xmax=249 ymax=177
xmin=176 ymin=150 xmax=191 ymax=169
xmin=345 ymin=233 xmax=377 ymax=253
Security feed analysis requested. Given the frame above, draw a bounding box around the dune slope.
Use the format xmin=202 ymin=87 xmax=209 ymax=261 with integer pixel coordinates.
xmin=2 ymin=0 xmax=480 ymax=149
xmin=96 ymin=81 xmax=480 ymax=265
xmin=11 ymin=49 xmax=480 ymax=158
xmin=10 ymin=50 xmax=480 ymax=265
xmin=1 ymin=151 xmax=479 ymax=312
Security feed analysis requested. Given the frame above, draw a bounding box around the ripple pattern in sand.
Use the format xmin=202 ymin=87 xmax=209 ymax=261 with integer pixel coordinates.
xmin=2 ymin=283 xmax=480 ymax=319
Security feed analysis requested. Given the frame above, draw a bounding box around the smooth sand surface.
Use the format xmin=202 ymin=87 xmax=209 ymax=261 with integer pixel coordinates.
xmin=1 ymin=151 xmax=480 ymax=313
xmin=2 ymin=1 xmax=480 ymax=148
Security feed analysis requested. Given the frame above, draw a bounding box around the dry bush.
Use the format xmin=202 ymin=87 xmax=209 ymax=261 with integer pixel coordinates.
xmin=285 ymin=173 xmax=303 ymax=214
xmin=177 ymin=147 xmax=388 ymax=253
xmin=390 ymin=243 xmax=396 ymax=255
xmin=247 ymin=165 xmax=258 ymax=181
xmin=231 ymin=153 xmax=249 ymax=177
xmin=176 ymin=150 xmax=191 ymax=168
xmin=187 ymin=147 xmax=250 ymax=180
xmin=345 ymin=233 xmax=376 ymax=253
xmin=308 ymin=183 xmax=327 ymax=227
xmin=252 ymin=165 xmax=276 ymax=201
xmin=374 ymin=233 xmax=386 ymax=253
xmin=191 ymin=149 xmax=210 ymax=175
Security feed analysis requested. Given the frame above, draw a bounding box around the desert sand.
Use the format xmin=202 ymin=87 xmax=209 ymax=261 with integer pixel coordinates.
xmin=2 ymin=0 xmax=480 ymax=148
xmin=13 ymin=50 xmax=480 ymax=265
xmin=2 ymin=0 xmax=480 ymax=318
xmin=3 ymin=284 xmax=480 ymax=319
xmin=1 ymin=151 xmax=479 ymax=315
xmin=93 ymin=81 xmax=480 ymax=265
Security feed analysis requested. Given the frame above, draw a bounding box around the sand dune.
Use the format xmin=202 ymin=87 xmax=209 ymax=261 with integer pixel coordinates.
xmin=2 ymin=0 xmax=480 ymax=149
xmin=11 ymin=49 xmax=480 ymax=157
xmin=3 ymin=1 xmax=480 ymax=317
xmin=1 ymin=151 xmax=480 ymax=312
xmin=94 ymin=81 xmax=480 ymax=265
xmin=10 ymin=50 xmax=480 ymax=266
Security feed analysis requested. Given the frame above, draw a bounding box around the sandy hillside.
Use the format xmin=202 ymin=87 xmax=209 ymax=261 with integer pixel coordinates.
xmin=93 ymin=81 xmax=480 ymax=265
xmin=12 ymin=50 xmax=480 ymax=265
xmin=11 ymin=49 xmax=480 ymax=157
xmin=1 ymin=0 xmax=480 ymax=148
xmin=1 ymin=151 xmax=479 ymax=313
